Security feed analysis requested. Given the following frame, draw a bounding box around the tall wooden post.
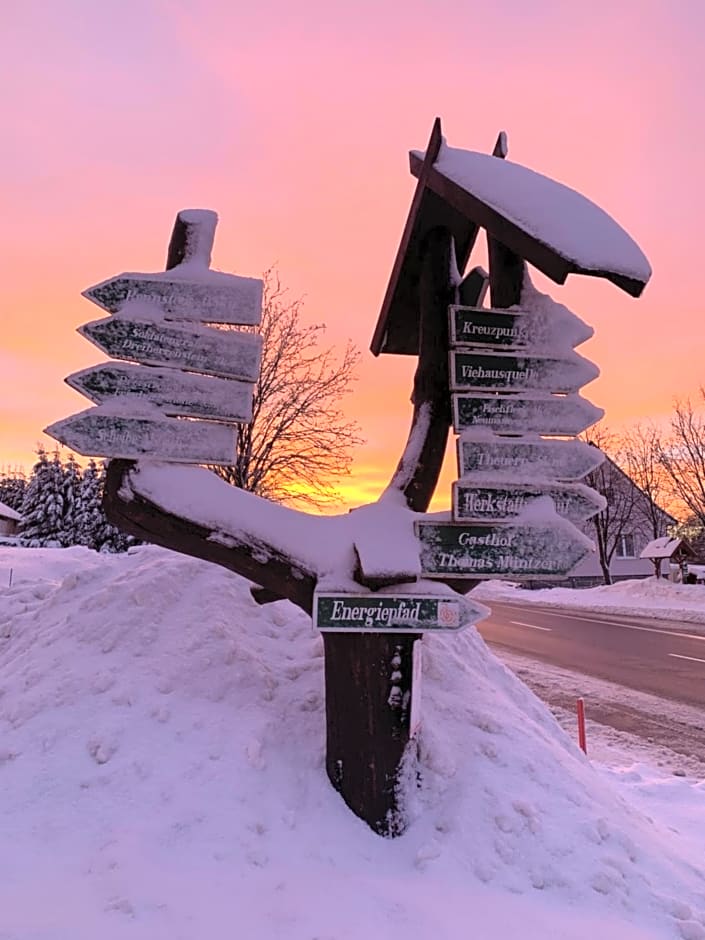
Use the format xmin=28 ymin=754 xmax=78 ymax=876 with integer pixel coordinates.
xmin=323 ymin=227 xmax=456 ymax=836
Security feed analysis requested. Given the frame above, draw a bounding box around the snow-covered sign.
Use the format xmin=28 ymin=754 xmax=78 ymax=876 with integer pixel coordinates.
xmin=457 ymin=434 xmax=605 ymax=481
xmin=83 ymin=272 xmax=263 ymax=325
xmin=453 ymin=479 xmax=605 ymax=524
xmin=66 ymin=363 xmax=254 ymax=424
xmin=449 ymin=304 xmax=593 ymax=350
xmin=45 ymin=407 xmax=236 ymax=465
xmin=79 ymin=316 xmax=262 ymax=383
xmin=415 ymin=520 xmax=592 ymax=579
xmin=313 ymin=592 xmax=489 ymax=633
xmin=453 ymin=391 xmax=603 ymax=435
xmin=450 ymin=349 xmax=598 ymax=393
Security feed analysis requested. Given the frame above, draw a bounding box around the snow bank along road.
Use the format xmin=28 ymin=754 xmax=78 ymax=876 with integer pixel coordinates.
xmin=479 ymin=601 xmax=705 ymax=767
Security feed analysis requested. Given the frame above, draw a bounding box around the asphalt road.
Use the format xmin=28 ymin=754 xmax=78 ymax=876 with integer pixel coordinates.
xmin=478 ymin=601 xmax=705 ymax=710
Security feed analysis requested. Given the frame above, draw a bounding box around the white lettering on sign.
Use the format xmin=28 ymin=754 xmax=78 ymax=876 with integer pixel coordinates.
xmin=460 ymin=364 xmax=538 ymax=383
xmin=330 ymin=599 xmax=423 ymax=627
xmin=461 ymin=322 xmax=519 ymax=340
xmin=457 ymin=530 xmax=516 ymax=548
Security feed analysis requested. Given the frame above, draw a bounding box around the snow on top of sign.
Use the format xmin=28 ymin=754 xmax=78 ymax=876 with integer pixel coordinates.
xmin=413 ymin=142 xmax=651 ymax=282
xmin=126 ymin=463 xmax=433 ymax=590
xmin=515 ymin=273 xmax=595 ymax=351
xmin=1 ymin=543 xmax=704 ymax=937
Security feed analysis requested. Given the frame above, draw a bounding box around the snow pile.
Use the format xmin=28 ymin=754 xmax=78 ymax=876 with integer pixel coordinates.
xmin=0 ymin=545 xmax=704 ymax=939
xmin=475 ymin=577 xmax=705 ymax=628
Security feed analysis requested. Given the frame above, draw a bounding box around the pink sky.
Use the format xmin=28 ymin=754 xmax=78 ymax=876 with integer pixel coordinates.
xmin=2 ymin=0 xmax=704 ymax=509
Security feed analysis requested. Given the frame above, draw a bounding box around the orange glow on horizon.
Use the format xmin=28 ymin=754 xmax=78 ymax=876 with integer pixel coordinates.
xmin=3 ymin=2 xmax=704 ymax=508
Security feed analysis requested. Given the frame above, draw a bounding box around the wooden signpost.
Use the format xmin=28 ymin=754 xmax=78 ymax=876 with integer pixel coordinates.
xmin=453 ymin=391 xmax=603 ymax=435
xmin=83 ymin=272 xmax=263 ymax=324
xmin=66 ymin=363 xmax=254 ymax=424
xmin=416 ymin=520 xmax=592 ymax=578
xmin=452 ymin=479 xmax=606 ymax=524
xmin=314 ymin=593 xmax=489 ymax=632
xmin=79 ymin=315 xmax=262 ymax=382
xmin=449 ymin=349 xmax=598 ymax=393
xmin=449 ymin=304 xmax=593 ymax=349
xmin=46 ymin=407 xmax=238 ymax=464
xmin=46 ymin=209 xmax=263 ymax=466
xmin=457 ymin=434 xmax=605 ymax=481
xmin=48 ymin=122 xmax=651 ymax=839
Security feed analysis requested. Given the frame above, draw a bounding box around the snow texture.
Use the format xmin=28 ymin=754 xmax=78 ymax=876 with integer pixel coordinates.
xmin=413 ymin=141 xmax=652 ymax=282
xmin=0 ymin=544 xmax=702 ymax=939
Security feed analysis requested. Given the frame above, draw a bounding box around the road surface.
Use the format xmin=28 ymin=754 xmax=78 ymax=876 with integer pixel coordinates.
xmin=477 ymin=600 xmax=705 ymax=769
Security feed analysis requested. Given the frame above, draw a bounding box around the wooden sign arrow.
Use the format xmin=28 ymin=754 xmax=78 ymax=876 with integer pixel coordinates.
xmin=415 ymin=520 xmax=593 ymax=580
xmin=449 ymin=304 xmax=593 ymax=350
xmin=79 ymin=316 xmax=262 ymax=382
xmin=457 ymin=434 xmax=605 ymax=481
xmin=83 ymin=272 xmax=263 ymax=325
xmin=314 ymin=592 xmax=490 ymax=633
xmin=453 ymin=392 xmax=603 ymax=435
xmin=45 ymin=406 xmax=236 ymax=465
xmin=450 ymin=349 xmax=598 ymax=393
xmin=66 ymin=363 xmax=254 ymax=424
xmin=452 ymin=479 xmax=606 ymax=524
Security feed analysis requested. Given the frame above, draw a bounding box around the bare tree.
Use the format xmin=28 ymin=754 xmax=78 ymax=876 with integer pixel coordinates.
xmin=581 ymin=425 xmax=639 ymax=584
xmin=213 ymin=269 xmax=363 ymax=507
xmin=659 ymin=390 xmax=705 ymax=531
xmin=620 ymin=421 xmax=674 ymax=576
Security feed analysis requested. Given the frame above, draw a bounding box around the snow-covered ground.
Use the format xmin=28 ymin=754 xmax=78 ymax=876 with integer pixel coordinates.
xmin=1 ymin=544 xmax=704 ymax=940
xmin=474 ymin=576 xmax=705 ymax=631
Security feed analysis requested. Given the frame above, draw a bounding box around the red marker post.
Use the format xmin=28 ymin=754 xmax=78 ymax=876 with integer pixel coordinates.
xmin=577 ymin=697 xmax=587 ymax=754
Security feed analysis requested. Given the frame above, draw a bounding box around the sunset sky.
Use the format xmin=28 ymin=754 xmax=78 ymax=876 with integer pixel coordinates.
xmin=3 ymin=0 xmax=704 ymax=510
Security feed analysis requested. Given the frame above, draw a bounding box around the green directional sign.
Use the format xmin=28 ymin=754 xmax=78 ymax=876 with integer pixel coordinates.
xmin=457 ymin=435 xmax=605 ymax=481
xmin=415 ymin=521 xmax=592 ymax=580
xmin=66 ymin=363 xmax=253 ymax=424
xmin=450 ymin=350 xmax=598 ymax=393
xmin=453 ymin=480 xmax=605 ymax=524
xmin=449 ymin=305 xmax=593 ymax=350
xmin=45 ymin=406 xmax=236 ymax=464
xmin=80 ymin=316 xmax=262 ymax=382
xmin=453 ymin=392 xmax=603 ymax=435
xmin=313 ymin=592 xmax=489 ymax=633
xmin=83 ymin=272 xmax=263 ymax=325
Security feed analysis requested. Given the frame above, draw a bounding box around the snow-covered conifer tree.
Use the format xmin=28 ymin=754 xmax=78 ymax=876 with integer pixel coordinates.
xmin=75 ymin=460 xmax=103 ymax=549
xmin=20 ymin=448 xmax=65 ymax=546
xmin=59 ymin=453 xmax=83 ymax=547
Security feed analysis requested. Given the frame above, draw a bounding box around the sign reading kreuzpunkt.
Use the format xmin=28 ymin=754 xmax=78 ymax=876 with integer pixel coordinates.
xmin=313 ymin=593 xmax=489 ymax=633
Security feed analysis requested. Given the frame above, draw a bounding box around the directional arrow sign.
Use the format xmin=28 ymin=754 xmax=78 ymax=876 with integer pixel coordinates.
xmin=450 ymin=350 xmax=598 ymax=393
xmin=415 ymin=521 xmax=593 ymax=580
xmin=66 ymin=363 xmax=254 ymax=424
xmin=79 ymin=316 xmax=262 ymax=382
xmin=457 ymin=435 xmax=605 ymax=481
xmin=453 ymin=392 xmax=603 ymax=435
xmin=83 ymin=272 xmax=263 ymax=325
xmin=449 ymin=305 xmax=593 ymax=350
xmin=452 ymin=479 xmax=606 ymax=524
xmin=313 ymin=592 xmax=490 ymax=633
xmin=45 ymin=406 xmax=236 ymax=464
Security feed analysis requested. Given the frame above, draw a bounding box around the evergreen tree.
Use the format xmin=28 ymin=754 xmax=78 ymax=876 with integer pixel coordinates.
xmin=20 ymin=448 xmax=65 ymax=546
xmin=0 ymin=471 xmax=27 ymax=512
xmin=59 ymin=453 xmax=83 ymax=547
xmin=75 ymin=460 xmax=103 ymax=549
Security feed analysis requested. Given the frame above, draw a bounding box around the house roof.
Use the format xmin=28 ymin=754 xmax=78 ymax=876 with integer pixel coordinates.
xmin=0 ymin=500 xmax=21 ymax=522
xmin=639 ymin=536 xmax=695 ymax=560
